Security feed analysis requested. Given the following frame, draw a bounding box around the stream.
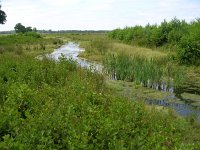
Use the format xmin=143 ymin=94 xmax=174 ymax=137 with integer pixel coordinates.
xmin=49 ymin=42 xmax=200 ymax=121
xmin=48 ymin=42 xmax=102 ymax=72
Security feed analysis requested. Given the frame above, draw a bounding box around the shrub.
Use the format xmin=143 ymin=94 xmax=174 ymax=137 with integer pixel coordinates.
xmin=24 ymin=32 xmax=41 ymax=38
xmin=177 ymin=21 xmax=200 ymax=65
xmin=108 ymin=18 xmax=200 ymax=66
xmin=0 ymin=55 xmax=195 ymax=149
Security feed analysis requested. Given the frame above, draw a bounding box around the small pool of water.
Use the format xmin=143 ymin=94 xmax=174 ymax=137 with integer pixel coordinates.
xmin=145 ymin=96 xmax=200 ymax=120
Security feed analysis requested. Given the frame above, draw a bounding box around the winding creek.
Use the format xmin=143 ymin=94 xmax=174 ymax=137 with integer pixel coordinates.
xmin=49 ymin=42 xmax=200 ymax=121
xmin=48 ymin=42 xmax=102 ymax=72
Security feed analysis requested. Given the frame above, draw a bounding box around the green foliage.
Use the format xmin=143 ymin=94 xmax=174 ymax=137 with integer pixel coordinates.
xmin=74 ymin=34 xmax=112 ymax=61
xmin=0 ymin=34 xmax=41 ymax=56
xmin=24 ymin=32 xmax=41 ymax=38
xmin=177 ymin=20 xmax=200 ymax=65
xmin=0 ymin=53 xmax=198 ymax=149
xmin=14 ymin=23 xmax=27 ymax=33
xmin=14 ymin=23 xmax=36 ymax=34
xmin=0 ymin=34 xmax=199 ymax=149
xmin=0 ymin=34 xmax=41 ymax=46
xmin=86 ymin=39 xmax=111 ymax=55
xmin=0 ymin=4 xmax=6 ymax=24
xmin=103 ymin=53 xmax=185 ymax=88
xmin=0 ymin=34 xmax=66 ymax=61
xmin=108 ymin=18 xmax=188 ymax=48
xmin=109 ymin=18 xmax=200 ymax=65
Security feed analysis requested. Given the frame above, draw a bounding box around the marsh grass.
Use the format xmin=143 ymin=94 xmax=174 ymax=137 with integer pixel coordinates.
xmin=112 ymin=43 xmax=167 ymax=58
xmin=0 ymin=34 xmax=63 ymax=56
xmin=79 ymin=35 xmax=168 ymax=63
xmin=103 ymin=53 xmax=185 ymax=89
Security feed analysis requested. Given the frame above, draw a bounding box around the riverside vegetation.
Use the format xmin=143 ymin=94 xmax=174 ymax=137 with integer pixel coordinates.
xmin=108 ymin=18 xmax=200 ymax=66
xmin=0 ymin=25 xmax=200 ymax=149
xmin=67 ymin=18 xmax=200 ymax=106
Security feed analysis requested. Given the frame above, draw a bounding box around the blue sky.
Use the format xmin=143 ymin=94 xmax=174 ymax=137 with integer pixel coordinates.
xmin=0 ymin=0 xmax=200 ymax=31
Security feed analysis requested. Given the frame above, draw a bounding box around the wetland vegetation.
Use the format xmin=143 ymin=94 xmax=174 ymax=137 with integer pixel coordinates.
xmin=0 ymin=18 xmax=200 ymax=149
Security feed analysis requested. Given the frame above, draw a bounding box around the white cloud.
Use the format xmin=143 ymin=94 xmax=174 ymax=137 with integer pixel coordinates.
xmin=0 ymin=0 xmax=200 ymax=31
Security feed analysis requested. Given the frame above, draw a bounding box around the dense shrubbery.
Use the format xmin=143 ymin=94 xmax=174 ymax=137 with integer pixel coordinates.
xmin=108 ymin=18 xmax=200 ymax=65
xmin=177 ymin=20 xmax=200 ymax=65
xmin=0 ymin=54 xmax=199 ymax=149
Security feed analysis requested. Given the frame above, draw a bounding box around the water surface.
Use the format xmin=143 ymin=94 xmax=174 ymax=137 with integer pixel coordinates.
xmin=49 ymin=42 xmax=102 ymax=72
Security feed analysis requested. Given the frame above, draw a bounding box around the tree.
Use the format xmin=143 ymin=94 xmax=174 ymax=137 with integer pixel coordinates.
xmin=14 ymin=23 xmax=38 ymax=36
xmin=33 ymin=27 xmax=37 ymax=32
xmin=0 ymin=4 xmax=7 ymax=24
xmin=26 ymin=26 xmax=33 ymax=32
xmin=14 ymin=23 xmax=26 ymax=33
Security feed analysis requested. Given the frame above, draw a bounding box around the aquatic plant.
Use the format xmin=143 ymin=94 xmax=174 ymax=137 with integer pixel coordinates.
xmin=103 ymin=53 xmax=185 ymax=89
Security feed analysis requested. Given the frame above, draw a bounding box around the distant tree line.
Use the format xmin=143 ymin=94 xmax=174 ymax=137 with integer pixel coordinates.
xmin=38 ymin=30 xmax=109 ymax=34
xmin=108 ymin=18 xmax=200 ymax=65
xmin=0 ymin=31 xmax=15 ymax=34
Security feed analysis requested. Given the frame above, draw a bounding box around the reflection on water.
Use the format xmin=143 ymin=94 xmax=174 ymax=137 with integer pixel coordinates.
xmin=145 ymin=83 xmax=200 ymax=120
xmin=145 ymin=98 xmax=200 ymax=121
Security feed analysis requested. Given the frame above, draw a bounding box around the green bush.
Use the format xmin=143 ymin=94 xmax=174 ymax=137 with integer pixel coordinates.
xmin=177 ymin=20 xmax=200 ymax=65
xmin=24 ymin=32 xmax=41 ymax=38
xmin=0 ymin=55 xmax=199 ymax=149
xmin=108 ymin=18 xmax=199 ymax=66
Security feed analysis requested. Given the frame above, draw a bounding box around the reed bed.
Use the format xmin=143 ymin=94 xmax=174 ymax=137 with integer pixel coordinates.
xmin=103 ymin=53 xmax=185 ymax=89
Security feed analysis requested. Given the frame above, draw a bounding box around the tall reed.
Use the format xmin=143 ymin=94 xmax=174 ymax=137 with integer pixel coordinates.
xmin=103 ymin=53 xmax=185 ymax=89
